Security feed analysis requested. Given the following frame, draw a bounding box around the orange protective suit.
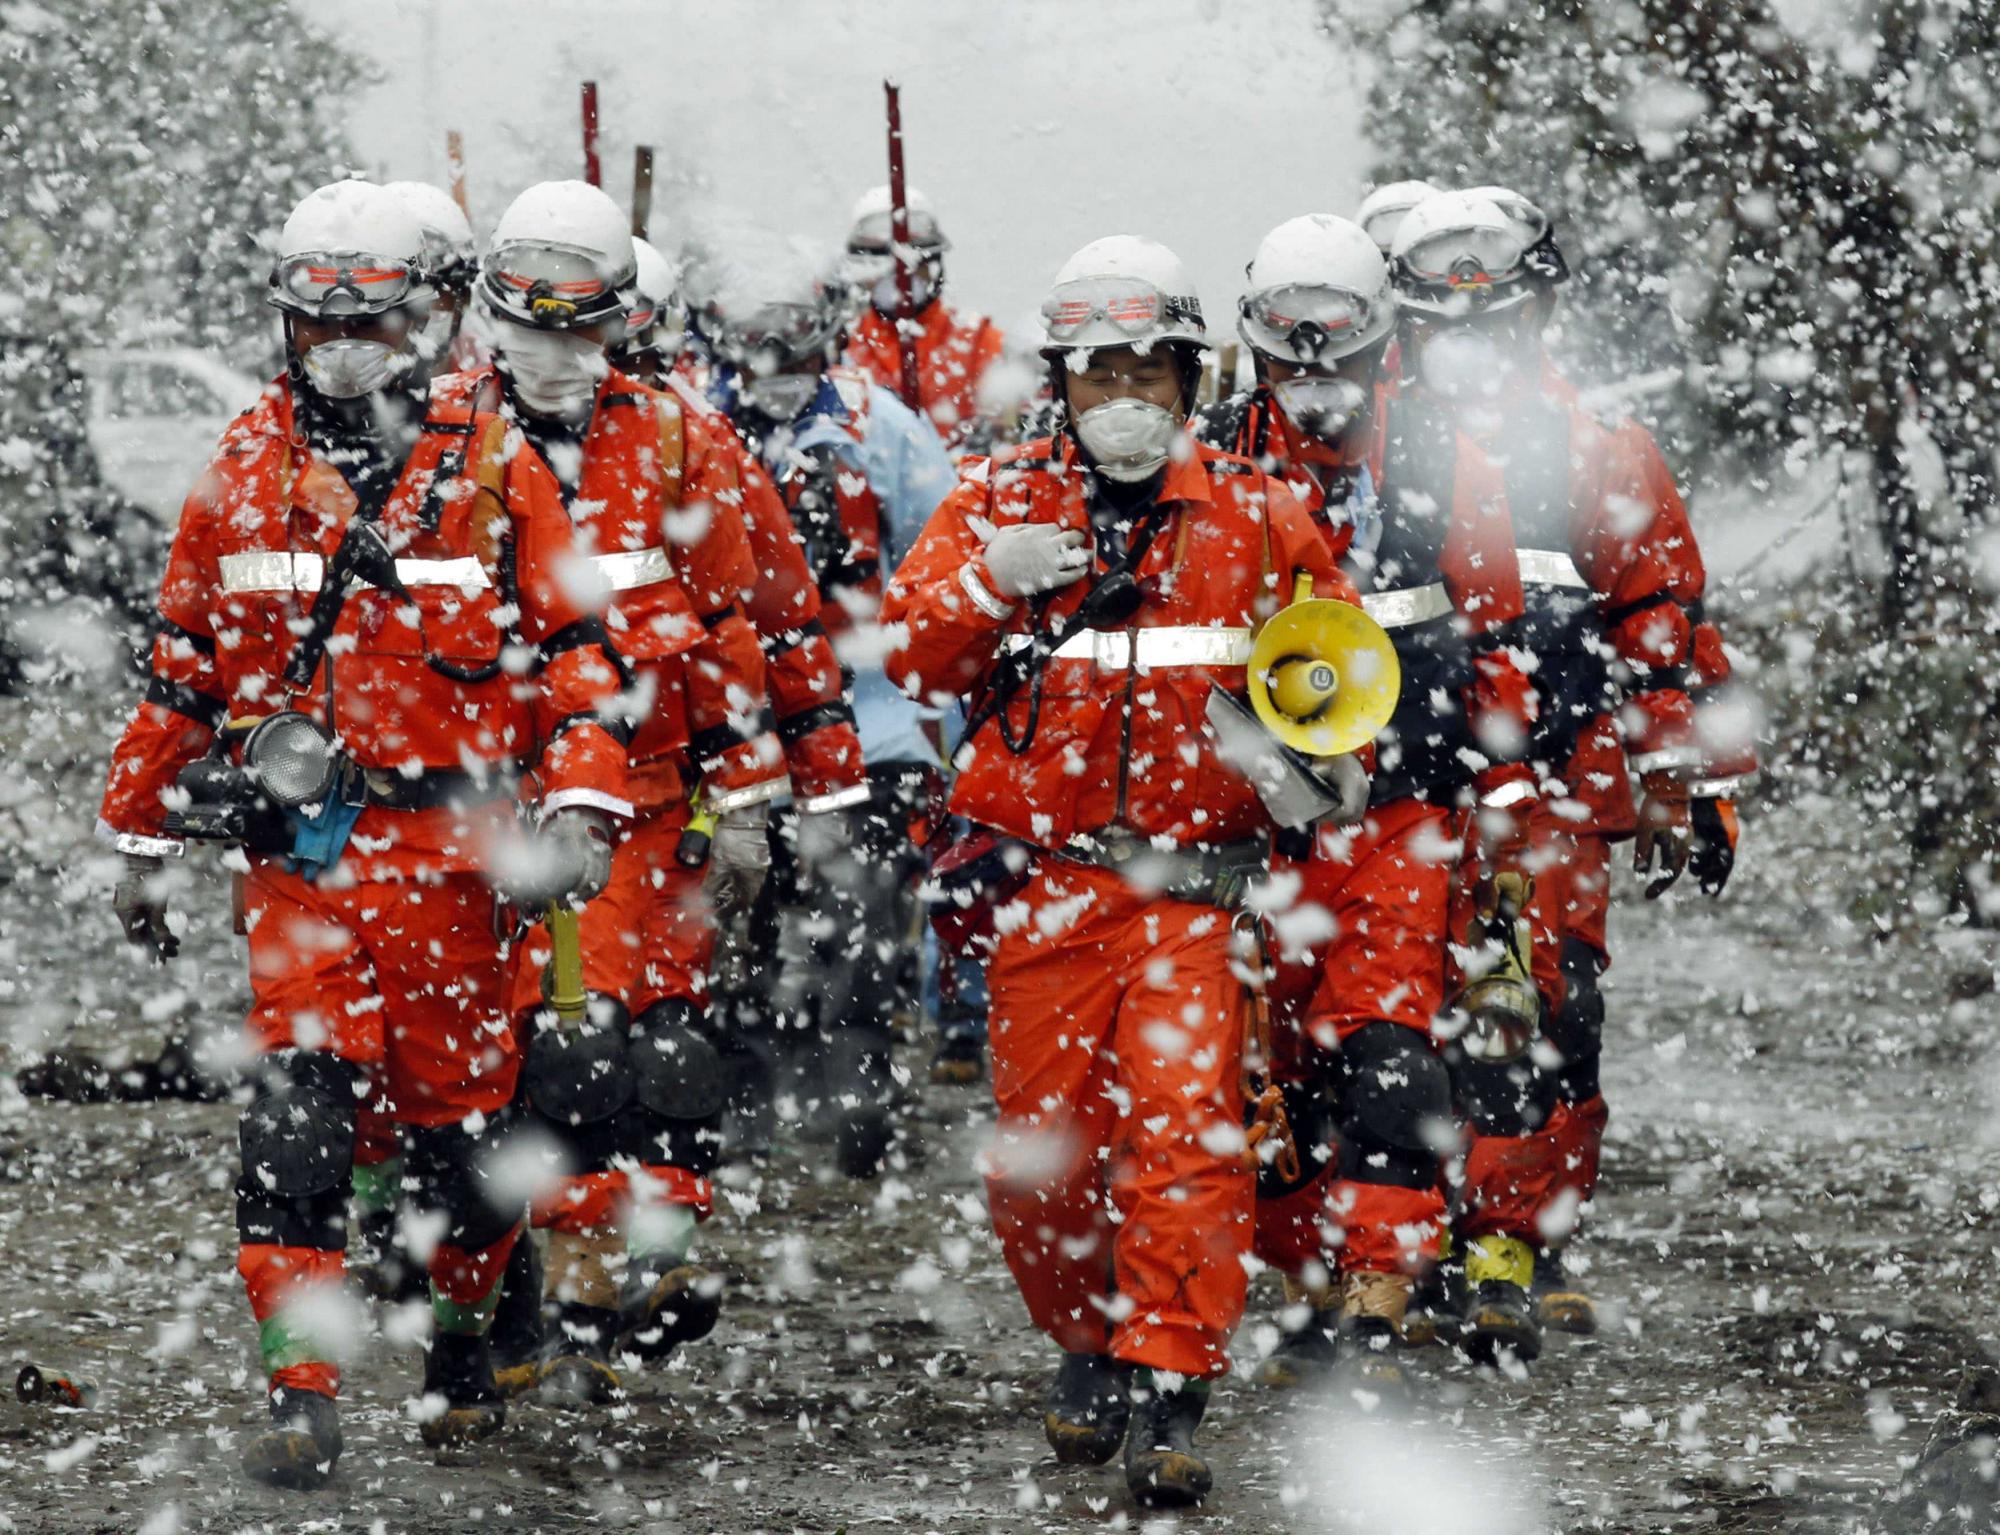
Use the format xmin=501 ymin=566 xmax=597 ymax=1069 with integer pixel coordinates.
xmin=843 ymin=301 xmax=1005 ymax=452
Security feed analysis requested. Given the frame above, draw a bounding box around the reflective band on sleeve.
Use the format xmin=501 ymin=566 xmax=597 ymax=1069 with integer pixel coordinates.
xmin=1514 ymin=549 xmax=1590 ymax=589
xmin=1360 ymin=583 xmax=1453 ymax=629
xmin=999 ymin=626 xmax=1253 ymax=669
xmin=1478 ymin=779 xmax=1538 ymax=810
xmin=217 ymin=551 xmax=491 ymax=593
xmin=958 ymin=562 xmax=1016 ymax=621
xmin=1684 ymin=774 xmax=1752 ymax=799
xmin=704 ymin=775 xmax=791 ymax=814
xmin=112 ymin=829 xmax=185 ymax=859
xmin=1630 ymin=746 xmax=1706 ymax=774
xmin=798 ymin=782 xmax=872 ymax=814
xmin=592 ymin=547 xmax=674 ymax=590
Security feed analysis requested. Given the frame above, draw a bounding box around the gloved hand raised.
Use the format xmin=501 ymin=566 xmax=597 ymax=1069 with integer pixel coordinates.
xmin=113 ymin=854 xmax=178 ymax=961
xmin=548 ymin=807 xmax=616 ymax=903
xmin=979 ymin=522 xmax=1090 ymax=600
xmin=704 ymin=804 xmax=772 ymax=922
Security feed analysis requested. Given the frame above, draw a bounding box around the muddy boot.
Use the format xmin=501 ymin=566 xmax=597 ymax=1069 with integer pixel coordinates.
xmin=1255 ymin=1275 xmax=1338 ymax=1388
xmin=349 ymin=1209 xmax=426 ymax=1305
xmin=417 ymin=1331 xmax=507 ymax=1448
xmin=1532 ymin=1248 xmax=1597 ymax=1336
xmin=1403 ymin=1245 xmax=1462 ymax=1349
xmin=1042 ymin=1350 xmax=1131 ymax=1465
xmin=537 ymin=1303 xmax=622 ymax=1407
xmin=835 ymin=1105 xmax=893 ymax=1178
xmin=488 ymin=1235 xmax=546 ymax=1398
xmin=1124 ymin=1375 xmax=1212 ymax=1509
xmin=621 ymin=1264 xmax=723 ymax=1362
xmin=242 ymin=1386 xmax=343 ymax=1490
xmin=927 ymin=1031 xmax=984 ymax=1086
xmin=1461 ymin=1234 xmax=1542 ymax=1365
xmin=1336 ymin=1271 xmax=1415 ymax=1395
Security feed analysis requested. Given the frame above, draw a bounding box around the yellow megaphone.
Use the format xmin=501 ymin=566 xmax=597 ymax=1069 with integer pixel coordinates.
xmin=1247 ymin=575 xmax=1402 ymax=757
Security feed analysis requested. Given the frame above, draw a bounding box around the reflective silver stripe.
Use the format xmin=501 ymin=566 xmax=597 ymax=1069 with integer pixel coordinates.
xmin=1001 ymin=626 xmax=1253 ymax=669
xmin=593 ymin=547 xmax=673 ymax=591
xmin=1478 ymin=779 xmax=1537 ymax=810
xmin=703 ymin=776 xmax=790 ymax=814
xmin=1516 ymin=549 xmax=1588 ymax=589
xmin=1630 ymin=746 xmax=1706 ymax=775
xmin=958 ymin=562 xmax=1016 ymax=621
xmin=1361 ymin=583 xmax=1453 ymax=629
xmin=217 ymin=551 xmax=490 ymax=593
xmin=1684 ymin=774 xmax=1751 ymax=799
xmin=798 ymin=783 xmax=872 ymax=815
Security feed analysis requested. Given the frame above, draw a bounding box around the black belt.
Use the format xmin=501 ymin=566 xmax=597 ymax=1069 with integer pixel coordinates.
xmin=349 ymin=764 xmax=516 ymax=812
xmin=1056 ymin=827 xmax=1267 ymax=909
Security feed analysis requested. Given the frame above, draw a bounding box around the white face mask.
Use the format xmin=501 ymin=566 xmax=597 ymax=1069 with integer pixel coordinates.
xmin=742 ymin=372 xmax=819 ymax=422
xmin=871 ymin=269 xmax=936 ymax=315
xmin=301 ymin=338 xmax=403 ymax=400
xmin=1273 ymin=376 xmax=1368 ymax=443
xmin=498 ymin=325 xmax=606 ymax=419
xmin=1073 ymin=397 xmax=1180 ymax=483
xmin=1418 ymin=329 xmax=1510 ymax=402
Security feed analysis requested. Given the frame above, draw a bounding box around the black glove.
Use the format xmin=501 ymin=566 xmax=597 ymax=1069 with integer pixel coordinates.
xmin=1687 ymin=797 xmax=1738 ymax=897
xmin=113 ymin=854 xmax=179 ymax=960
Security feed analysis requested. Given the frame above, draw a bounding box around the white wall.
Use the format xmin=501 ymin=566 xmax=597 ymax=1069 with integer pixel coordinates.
xmin=342 ymin=0 xmax=1371 ymax=337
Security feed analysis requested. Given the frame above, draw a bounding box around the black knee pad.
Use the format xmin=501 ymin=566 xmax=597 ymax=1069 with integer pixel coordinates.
xmin=402 ymin=1114 xmax=519 ymax=1256
xmin=522 ymin=998 xmax=635 ymax=1129
xmin=620 ymin=999 xmax=726 ymax=1175
xmin=1335 ymin=1022 xmax=1452 ymax=1189
xmin=236 ymin=1052 xmax=360 ymax=1250
xmin=1452 ymin=1054 xmax=1559 ymax=1138
xmin=1546 ymin=939 xmax=1606 ymax=1102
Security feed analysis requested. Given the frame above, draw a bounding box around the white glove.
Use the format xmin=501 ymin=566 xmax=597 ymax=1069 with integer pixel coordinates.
xmin=1309 ymin=753 xmax=1370 ymax=826
xmin=113 ymin=853 xmax=178 ymax=960
xmin=549 ymin=807 xmax=616 ymax=903
xmin=704 ymin=804 xmax=771 ymax=920
xmin=980 ymin=522 xmax=1090 ymax=600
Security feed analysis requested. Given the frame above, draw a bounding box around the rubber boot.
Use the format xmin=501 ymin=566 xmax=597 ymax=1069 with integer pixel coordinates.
xmin=349 ymin=1208 xmax=426 ymax=1305
xmin=1462 ymin=1234 xmax=1542 ymax=1364
xmin=1255 ymin=1275 xmax=1337 ymax=1388
xmin=621 ymin=1264 xmax=723 ymax=1362
xmin=1336 ymin=1270 xmax=1415 ymax=1395
xmin=927 ymin=1030 xmax=984 ymax=1086
xmin=418 ymin=1331 xmax=507 ymax=1448
xmin=1533 ymin=1247 xmax=1597 ymax=1336
xmin=488 ymin=1232 xmax=546 ymax=1398
xmin=537 ymin=1302 xmax=623 ymax=1406
xmin=1124 ymin=1375 xmax=1212 ymax=1509
xmin=241 ymin=1385 xmax=343 ymax=1491
xmin=1042 ymin=1350 xmax=1132 ymax=1465
xmin=1403 ymin=1240 xmax=1462 ymax=1348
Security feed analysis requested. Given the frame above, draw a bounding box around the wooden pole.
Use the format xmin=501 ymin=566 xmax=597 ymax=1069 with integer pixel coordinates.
xmin=446 ymin=130 xmax=469 ymax=220
xmin=631 ymin=146 xmax=655 ymax=239
xmin=883 ymin=79 xmax=922 ymax=412
xmin=581 ymin=81 xmax=601 ymax=188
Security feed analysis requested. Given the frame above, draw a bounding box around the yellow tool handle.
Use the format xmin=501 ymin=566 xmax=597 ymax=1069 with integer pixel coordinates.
xmin=1291 ymin=570 xmax=1313 ymax=604
xmin=546 ymin=900 xmax=587 ymax=1026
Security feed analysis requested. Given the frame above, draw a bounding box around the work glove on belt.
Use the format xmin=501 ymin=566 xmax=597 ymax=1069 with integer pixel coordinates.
xmin=1687 ymin=796 xmax=1738 ymax=897
xmin=113 ymin=853 xmax=178 ymax=961
xmin=1634 ymin=771 xmax=1693 ymax=898
xmin=548 ymin=807 xmax=616 ymax=904
xmin=703 ymin=803 xmax=771 ymax=922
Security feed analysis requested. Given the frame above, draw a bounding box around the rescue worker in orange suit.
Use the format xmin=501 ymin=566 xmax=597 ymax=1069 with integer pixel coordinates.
xmin=100 ymin=180 xmax=630 ymax=1487
xmin=886 ymin=235 xmax=1357 ymax=1508
xmin=840 ymin=186 xmax=1009 ymax=453
xmin=1196 ymin=214 xmax=1545 ymax=1376
xmin=428 ymin=182 xmax=787 ymax=1405
xmin=699 ymin=240 xmax=958 ymax=1173
xmin=1389 ymin=187 xmax=1750 ymax=1349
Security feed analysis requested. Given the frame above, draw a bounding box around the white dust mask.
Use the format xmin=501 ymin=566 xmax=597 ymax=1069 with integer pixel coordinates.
xmin=1273 ymin=376 xmax=1368 ymax=443
xmin=1074 ymin=397 xmax=1180 ymax=483
xmin=499 ymin=326 xmax=606 ymax=418
xmin=301 ymin=338 xmax=402 ymax=400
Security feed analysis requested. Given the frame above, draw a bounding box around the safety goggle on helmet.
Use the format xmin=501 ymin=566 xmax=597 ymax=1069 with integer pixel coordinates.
xmin=1238 ymin=284 xmax=1388 ymax=366
xmin=710 ymin=299 xmax=841 ymax=372
xmin=270 ymin=252 xmax=432 ymax=320
xmin=1040 ymin=275 xmax=1206 ymax=353
xmin=1462 ymin=185 xmax=1571 ymax=288
xmin=1390 ymin=192 xmax=1536 ymax=319
xmin=480 ymin=240 xmax=636 ymax=331
xmin=847 ymin=206 xmax=949 ymax=257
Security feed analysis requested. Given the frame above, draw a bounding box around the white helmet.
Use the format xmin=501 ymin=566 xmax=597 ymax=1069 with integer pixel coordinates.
xmin=480 ymin=180 xmax=637 ymax=331
xmin=1390 ymin=190 xmax=1536 ymax=318
xmin=1039 ymin=235 xmax=1207 ymax=355
xmin=1461 ymin=184 xmax=1569 ymax=287
xmin=1238 ymin=214 xmax=1396 ymax=366
xmin=384 ymin=180 xmax=476 ymax=292
xmin=269 ymin=180 xmax=430 ymax=318
xmin=1356 ymin=179 xmax=1439 ymax=257
xmin=846 ymin=184 xmax=948 ymax=254
xmin=698 ymin=229 xmax=844 ymax=373
xmin=624 ymin=235 xmax=686 ymax=359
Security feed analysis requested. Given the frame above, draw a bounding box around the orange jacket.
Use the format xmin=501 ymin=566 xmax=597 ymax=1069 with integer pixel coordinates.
xmin=883 ymin=435 xmax=1347 ymax=851
xmin=99 ymin=378 xmax=627 ymax=876
xmin=661 ymin=373 xmax=866 ymax=808
xmin=436 ymin=367 xmax=784 ymax=816
xmin=843 ymin=302 xmax=1004 ymax=451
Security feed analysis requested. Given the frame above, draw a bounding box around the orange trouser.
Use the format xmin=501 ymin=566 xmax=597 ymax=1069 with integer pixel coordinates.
xmin=1257 ymin=800 xmax=1455 ymax=1281
xmin=242 ymin=861 xmax=521 ymax=1397
xmin=982 ymin=860 xmax=1250 ymax=1379
xmin=511 ymin=807 xmax=716 ymax=1234
xmin=1456 ymin=803 xmax=1612 ymax=1244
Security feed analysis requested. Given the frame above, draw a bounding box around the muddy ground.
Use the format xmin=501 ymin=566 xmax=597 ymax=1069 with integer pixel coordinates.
xmin=1 ymin=840 xmax=1996 ymax=1534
